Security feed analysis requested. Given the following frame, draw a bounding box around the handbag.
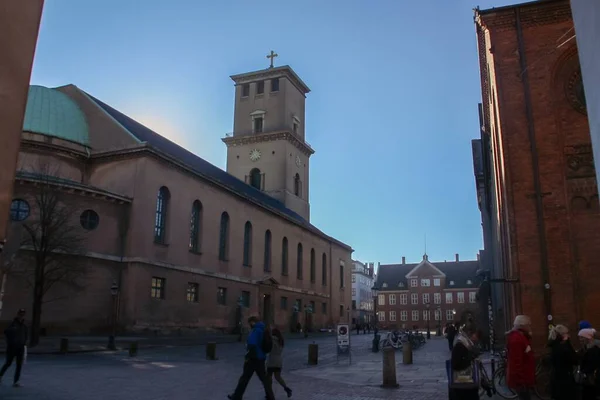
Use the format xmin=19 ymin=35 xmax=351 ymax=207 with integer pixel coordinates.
xmin=446 ymin=359 xmax=480 ymax=390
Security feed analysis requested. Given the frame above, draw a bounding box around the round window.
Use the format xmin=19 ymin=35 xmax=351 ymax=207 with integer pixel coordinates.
xmin=80 ymin=210 xmax=99 ymax=230
xmin=10 ymin=199 xmax=30 ymax=222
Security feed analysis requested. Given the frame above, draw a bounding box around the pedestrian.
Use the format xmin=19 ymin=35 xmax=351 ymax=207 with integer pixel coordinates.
xmin=266 ymin=328 xmax=293 ymax=398
xmin=547 ymin=324 xmax=577 ymax=400
xmin=227 ymin=316 xmax=275 ymax=400
xmin=363 ymin=324 xmax=366 ymax=335
xmin=356 ymin=323 xmax=360 ymax=335
xmin=446 ymin=323 xmax=457 ymax=351
xmin=448 ymin=322 xmax=480 ymax=400
xmin=506 ymin=315 xmax=535 ymax=400
xmin=577 ymin=328 xmax=600 ymax=400
xmin=0 ymin=308 xmax=28 ymax=387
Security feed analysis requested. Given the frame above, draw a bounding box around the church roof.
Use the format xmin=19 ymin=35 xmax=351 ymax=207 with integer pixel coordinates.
xmin=376 ymin=258 xmax=480 ymax=290
xmin=23 ymin=85 xmax=90 ymax=146
xmin=85 ymin=93 xmax=351 ymax=251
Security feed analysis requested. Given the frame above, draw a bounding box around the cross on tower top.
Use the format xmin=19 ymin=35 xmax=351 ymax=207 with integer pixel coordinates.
xmin=266 ymin=50 xmax=278 ymax=69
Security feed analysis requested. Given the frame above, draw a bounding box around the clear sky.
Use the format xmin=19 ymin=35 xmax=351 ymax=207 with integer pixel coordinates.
xmin=31 ymin=0 xmax=519 ymax=265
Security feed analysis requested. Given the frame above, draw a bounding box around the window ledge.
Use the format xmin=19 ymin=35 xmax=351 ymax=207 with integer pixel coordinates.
xmin=255 ymin=93 xmax=264 ymax=98
xmin=243 ymin=264 xmax=252 ymax=268
xmin=154 ymin=241 xmax=169 ymax=247
xmin=189 ymin=249 xmax=202 ymax=255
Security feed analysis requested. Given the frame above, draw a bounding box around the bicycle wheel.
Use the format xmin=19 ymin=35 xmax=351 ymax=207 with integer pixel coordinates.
xmin=534 ymin=366 xmax=552 ymax=400
xmin=492 ymin=367 xmax=518 ymax=399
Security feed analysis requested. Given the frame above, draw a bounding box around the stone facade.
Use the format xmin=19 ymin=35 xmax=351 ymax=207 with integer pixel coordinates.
xmin=475 ymin=0 xmax=600 ymax=349
xmin=351 ymin=260 xmax=375 ymax=326
xmin=1 ymin=64 xmax=353 ymax=335
xmin=375 ymin=255 xmax=480 ymax=333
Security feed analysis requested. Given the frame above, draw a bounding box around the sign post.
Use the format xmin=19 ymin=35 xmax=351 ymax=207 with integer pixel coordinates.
xmin=336 ymin=323 xmax=351 ymax=364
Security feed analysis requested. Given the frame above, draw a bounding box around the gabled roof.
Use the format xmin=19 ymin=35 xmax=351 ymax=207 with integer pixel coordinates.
xmin=376 ymin=258 xmax=480 ymax=290
xmin=405 ymin=255 xmax=446 ymax=278
xmin=83 ymin=92 xmax=351 ymax=251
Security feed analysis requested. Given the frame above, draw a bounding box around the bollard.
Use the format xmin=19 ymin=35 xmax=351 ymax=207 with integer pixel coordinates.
xmin=308 ymin=343 xmax=318 ymax=365
xmin=381 ymin=347 xmax=400 ymax=388
xmin=129 ymin=341 xmax=138 ymax=357
xmin=372 ymin=334 xmax=381 ymax=353
xmin=403 ymin=341 xmax=413 ymax=365
xmin=491 ymin=358 xmax=496 ymax=376
xmin=60 ymin=338 xmax=69 ymax=354
xmin=206 ymin=342 xmax=217 ymax=360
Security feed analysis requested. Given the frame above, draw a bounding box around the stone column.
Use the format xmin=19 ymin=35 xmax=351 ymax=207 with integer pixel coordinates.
xmin=0 ymin=0 xmax=44 ymax=254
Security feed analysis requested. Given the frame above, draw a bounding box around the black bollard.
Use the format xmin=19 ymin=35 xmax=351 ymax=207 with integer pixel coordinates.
xmin=206 ymin=342 xmax=217 ymax=360
xmin=60 ymin=338 xmax=69 ymax=354
xmin=403 ymin=341 xmax=413 ymax=365
xmin=308 ymin=343 xmax=318 ymax=365
xmin=372 ymin=333 xmax=381 ymax=353
xmin=129 ymin=341 xmax=138 ymax=357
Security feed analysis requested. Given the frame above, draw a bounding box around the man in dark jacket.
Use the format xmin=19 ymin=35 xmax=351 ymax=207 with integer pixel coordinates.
xmin=228 ymin=316 xmax=274 ymax=400
xmin=0 ymin=308 xmax=27 ymax=387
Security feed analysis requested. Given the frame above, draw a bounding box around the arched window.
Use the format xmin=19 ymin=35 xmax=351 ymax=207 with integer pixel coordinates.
xmin=281 ymin=237 xmax=289 ymax=276
xmin=310 ymin=248 xmax=316 ymax=283
xmin=340 ymin=264 xmax=344 ymax=288
xmin=322 ymin=253 xmax=327 ymax=286
xmin=189 ymin=200 xmax=202 ymax=252
xmin=294 ymin=173 xmax=301 ymax=197
xmin=297 ymin=243 xmax=303 ymax=280
xmin=218 ymin=212 xmax=229 ymax=261
xmin=264 ymin=230 xmax=272 ymax=272
xmin=250 ymin=168 xmax=262 ymax=190
xmin=154 ymin=186 xmax=170 ymax=243
xmin=243 ymin=221 xmax=252 ymax=267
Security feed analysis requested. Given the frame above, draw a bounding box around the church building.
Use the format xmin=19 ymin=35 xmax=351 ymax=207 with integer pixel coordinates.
xmin=1 ymin=59 xmax=354 ymax=335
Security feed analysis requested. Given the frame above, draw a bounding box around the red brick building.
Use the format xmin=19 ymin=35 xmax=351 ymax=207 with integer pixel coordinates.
xmin=375 ymin=255 xmax=480 ymax=333
xmin=474 ymin=0 xmax=600 ymax=348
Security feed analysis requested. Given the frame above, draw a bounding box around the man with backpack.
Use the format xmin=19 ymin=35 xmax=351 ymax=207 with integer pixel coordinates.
xmin=228 ymin=316 xmax=275 ymax=400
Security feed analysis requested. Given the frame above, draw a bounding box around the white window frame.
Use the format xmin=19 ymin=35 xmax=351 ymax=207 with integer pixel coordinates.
xmin=410 ymin=279 xmax=418 ymax=287
xmin=457 ymin=292 xmax=465 ymax=304
xmin=423 ymin=310 xmax=430 ymax=321
xmin=446 ymin=293 xmax=453 ymax=304
xmin=411 ymin=293 xmax=418 ymax=305
xmin=250 ymin=110 xmax=266 ymax=134
xmin=434 ymin=293 xmax=441 ymax=304
xmin=469 ymin=292 xmax=477 ymax=304
xmin=390 ymin=311 xmax=397 ymax=322
xmin=379 ymin=311 xmax=385 ymax=322
xmin=412 ymin=310 xmax=419 ymax=321
xmin=446 ymin=310 xmax=455 ymax=321
xmin=378 ymin=294 xmax=385 ymax=306
xmin=400 ymin=294 xmax=407 ymax=305
xmin=401 ymin=310 xmax=408 ymax=321
xmin=435 ymin=309 xmax=441 ymax=321
xmin=434 ymin=278 xmax=441 ymax=287
xmin=422 ymin=293 xmax=430 ymax=304
xmin=421 ymin=278 xmax=430 ymax=287
xmin=389 ymin=294 xmax=396 ymax=305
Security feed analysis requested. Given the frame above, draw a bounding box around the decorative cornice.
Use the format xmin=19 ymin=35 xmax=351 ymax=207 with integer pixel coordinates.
xmin=222 ymin=130 xmax=315 ymax=156
xmin=230 ymin=65 xmax=311 ymax=96
xmin=20 ymin=139 xmax=90 ymax=161
xmin=476 ymin=1 xmax=571 ymax=32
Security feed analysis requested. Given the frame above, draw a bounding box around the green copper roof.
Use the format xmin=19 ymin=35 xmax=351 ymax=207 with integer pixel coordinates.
xmin=23 ymin=85 xmax=89 ymax=146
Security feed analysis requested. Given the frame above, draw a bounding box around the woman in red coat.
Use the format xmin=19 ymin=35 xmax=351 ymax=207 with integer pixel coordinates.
xmin=506 ymin=315 xmax=536 ymax=400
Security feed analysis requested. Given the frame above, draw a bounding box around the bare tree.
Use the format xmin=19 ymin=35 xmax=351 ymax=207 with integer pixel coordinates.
xmin=17 ymin=165 xmax=88 ymax=347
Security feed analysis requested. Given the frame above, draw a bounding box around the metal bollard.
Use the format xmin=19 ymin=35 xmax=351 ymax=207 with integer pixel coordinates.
xmin=403 ymin=341 xmax=413 ymax=365
xmin=382 ymin=347 xmax=400 ymax=388
xmin=206 ymin=342 xmax=217 ymax=360
xmin=372 ymin=334 xmax=381 ymax=353
xmin=308 ymin=343 xmax=318 ymax=365
xmin=129 ymin=341 xmax=138 ymax=357
xmin=60 ymin=338 xmax=69 ymax=354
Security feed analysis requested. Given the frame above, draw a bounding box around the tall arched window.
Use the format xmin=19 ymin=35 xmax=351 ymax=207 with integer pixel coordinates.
xmin=281 ymin=237 xmax=289 ymax=276
xmin=297 ymin=243 xmax=303 ymax=280
xmin=154 ymin=186 xmax=170 ymax=243
xmin=218 ymin=212 xmax=230 ymax=261
xmin=322 ymin=253 xmax=327 ymax=286
xmin=294 ymin=173 xmax=301 ymax=197
xmin=189 ymin=200 xmax=202 ymax=252
xmin=250 ymin=168 xmax=262 ymax=190
xmin=310 ymin=248 xmax=316 ymax=283
xmin=243 ymin=221 xmax=252 ymax=267
xmin=264 ymin=230 xmax=272 ymax=272
xmin=340 ymin=264 xmax=344 ymax=288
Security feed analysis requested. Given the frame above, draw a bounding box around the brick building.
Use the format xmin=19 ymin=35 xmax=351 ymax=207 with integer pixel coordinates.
xmin=474 ymin=0 xmax=600 ymax=348
xmin=374 ymin=254 xmax=480 ymax=334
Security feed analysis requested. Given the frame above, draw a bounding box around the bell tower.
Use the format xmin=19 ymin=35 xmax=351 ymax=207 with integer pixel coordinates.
xmin=223 ymin=52 xmax=314 ymax=221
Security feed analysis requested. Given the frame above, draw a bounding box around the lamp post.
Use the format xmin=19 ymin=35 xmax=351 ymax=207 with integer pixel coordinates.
xmin=237 ymin=296 xmax=244 ymax=342
xmin=108 ymin=281 xmax=118 ymax=350
xmin=436 ymin=306 xmax=442 ymax=336
xmin=303 ymin=305 xmax=311 ymax=338
xmin=371 ymin=285 xmax=379 ymax=352
xmin=426 ymin=302 xmax=431 ymax=339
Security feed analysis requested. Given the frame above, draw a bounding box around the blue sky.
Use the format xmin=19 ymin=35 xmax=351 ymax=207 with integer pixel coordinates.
xmin=31 ymin=0 xmax=518 ymax=265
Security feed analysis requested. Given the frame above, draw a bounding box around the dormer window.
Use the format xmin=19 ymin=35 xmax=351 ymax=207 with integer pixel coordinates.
xmin=449 ymin=280 xmax=455 ymax=286
xmin=398 ymin=282 xmax=404 ymax=288
xmin=466 ymin=280 xmax=472 ymax=285
xmin=382 ymin=283 xmax=388 ymax=288
xmin=250 ymin=110 xmax=266 ymax=134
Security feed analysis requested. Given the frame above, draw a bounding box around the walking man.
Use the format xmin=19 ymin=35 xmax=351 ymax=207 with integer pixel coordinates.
xmin=0 ymin=308 xmax=27 ymax=387
xmin=228 ymin=316 xmax=275 ymax=400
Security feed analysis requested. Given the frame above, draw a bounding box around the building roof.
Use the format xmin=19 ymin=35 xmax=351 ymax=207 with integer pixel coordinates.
xmin=84 ymin=92 xmax=351 ymax=251
xmin=23 ymin=85 xmax=90 ymax=146
xmin=376 ymin=257 xmax=480 ymax=290
xmin=476 ymin=0 xmax=564 ymax=15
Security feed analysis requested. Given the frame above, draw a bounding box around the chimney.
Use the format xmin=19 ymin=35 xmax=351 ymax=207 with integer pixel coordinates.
xmin=402 ymin=256 xmax=406 ymax=264
xmin=455 ymin=253 xmax=459 ymax=262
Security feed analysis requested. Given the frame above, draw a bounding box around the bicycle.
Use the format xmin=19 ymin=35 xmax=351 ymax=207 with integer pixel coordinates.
xmin=476 ymin=358 xmax=495 ymax=398
xmin=490 ymin=350 xmax=518 ymax=399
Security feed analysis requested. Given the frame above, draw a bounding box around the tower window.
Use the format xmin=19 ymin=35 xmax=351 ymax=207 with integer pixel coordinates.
xmin=257 ymin=81 xmax=264 ymax=95
xmin=250 ymin=168 xmax=262 ymax=190
xmin=294 ymin=173 xmax=301 ymax=197
xmin=253 ymin=117 xmax=263 ymax=133
xmin=242 ymin=84 xmax=250 ymax=97
xmin=293 ymin=122 xmax=298 ymax=134
xmin=271 ymin=78 xmax=280 ymax=92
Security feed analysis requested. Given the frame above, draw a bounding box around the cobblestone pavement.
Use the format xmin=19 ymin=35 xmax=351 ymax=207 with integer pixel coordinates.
xmin=0 ymin=334 xmax=494 ymax=400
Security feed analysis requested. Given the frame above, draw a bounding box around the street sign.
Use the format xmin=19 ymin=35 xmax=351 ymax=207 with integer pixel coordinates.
xmin=336 ymin=323 xmax=351 ymax=360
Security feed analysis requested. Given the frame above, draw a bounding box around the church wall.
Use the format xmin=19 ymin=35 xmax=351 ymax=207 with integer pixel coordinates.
xmin=17 ymin=145 xmax=86 ymax=183
xmin=283 ymin=77 xmax=307 ymax=139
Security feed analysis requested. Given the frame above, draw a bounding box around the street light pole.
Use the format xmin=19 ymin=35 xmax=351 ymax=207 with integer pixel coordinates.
xmin=237 ymin=296 xmax=244 ymax=342
xmin=304 ymin=305 xmax=309 ymax=339
xmin=108 ymin=281 xmax=118 ymax=350
xmin=371 ymin=285 xmax=379 ymax=352
xmin=426 ymin=303 xmax=431 ymax=339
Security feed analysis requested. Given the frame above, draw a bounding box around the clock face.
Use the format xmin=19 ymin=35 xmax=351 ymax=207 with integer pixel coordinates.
xmin=250 ymin=149 xmax=261 ymax=162
xmin=295 ymin=155 xmax=301 ymax=167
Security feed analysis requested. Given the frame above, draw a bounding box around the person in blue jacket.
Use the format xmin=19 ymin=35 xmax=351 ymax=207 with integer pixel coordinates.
xmin=228 ymin=316 xmax=275 ymax=400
